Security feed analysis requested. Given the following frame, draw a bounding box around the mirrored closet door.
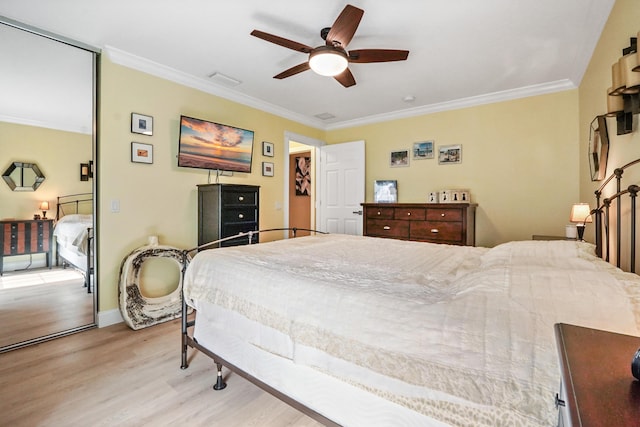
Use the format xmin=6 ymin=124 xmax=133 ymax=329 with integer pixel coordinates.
xmin=0 ymin=18 xmax=99 ymax=351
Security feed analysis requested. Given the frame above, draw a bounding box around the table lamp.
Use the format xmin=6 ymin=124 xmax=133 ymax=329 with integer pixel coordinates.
xmin=39 ymin=201 xmax=49 ymax=219
xmin=570 ymin=203 xmax=592 ymax=241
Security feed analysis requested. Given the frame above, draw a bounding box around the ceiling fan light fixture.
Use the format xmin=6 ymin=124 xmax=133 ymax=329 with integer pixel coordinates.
xmin=309 ymin=47 xmax=348 ymax=77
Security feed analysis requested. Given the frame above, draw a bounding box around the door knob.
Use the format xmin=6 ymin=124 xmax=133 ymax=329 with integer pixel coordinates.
xmin=352 ymin=210 xmax=363 ymax=215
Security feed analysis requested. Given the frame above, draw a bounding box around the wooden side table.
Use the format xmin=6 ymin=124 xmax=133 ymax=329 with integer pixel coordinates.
xmin=0 ymin=219 xmax=53 ymax=275
xmin=555 ymin=323 xmax=640 ymax=426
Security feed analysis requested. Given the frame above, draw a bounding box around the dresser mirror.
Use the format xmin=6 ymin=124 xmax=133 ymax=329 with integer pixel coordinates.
xmin=2 ymin=161 xmax=45 ymax=191
xmin=0 ymin=18 xmax=99 ymax=352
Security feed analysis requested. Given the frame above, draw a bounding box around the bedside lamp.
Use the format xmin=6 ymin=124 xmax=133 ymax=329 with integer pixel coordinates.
xmin=39 ymin=201 xmax=50 ymax=219
xmin=570 ymin=203 xmax=592 ymax=241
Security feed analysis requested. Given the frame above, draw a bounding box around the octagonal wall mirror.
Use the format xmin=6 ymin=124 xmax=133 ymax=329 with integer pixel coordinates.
xmin=589 ymin=115 xmax=610 ymax=181
xmin=2 ymin=161 xmax=45 ymax=191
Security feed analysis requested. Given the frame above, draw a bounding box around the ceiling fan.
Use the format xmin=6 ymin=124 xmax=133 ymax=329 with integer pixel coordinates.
xmin=250 ymin=4 xmax=409 ymax=88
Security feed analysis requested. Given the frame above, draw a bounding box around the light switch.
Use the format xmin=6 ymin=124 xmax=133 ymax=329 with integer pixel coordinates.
xmin=111 ymin=199 xmax=120 ymax=213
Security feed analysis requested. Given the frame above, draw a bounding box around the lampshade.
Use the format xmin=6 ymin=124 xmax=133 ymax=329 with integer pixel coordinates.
xmin=621 ymin=52 xmax=640 ymax=94
xmin=570 ymin=203 xmax=593 ymax=224
xmin=606 ymin=86 xmax=624 ymax=116
xmin=39 ymin=201 xmax=49 ymax=211
xmin=309 ymin=47 xmax=348 ymax=77
xmin=611 ymin=60 xmax=625 ymax=95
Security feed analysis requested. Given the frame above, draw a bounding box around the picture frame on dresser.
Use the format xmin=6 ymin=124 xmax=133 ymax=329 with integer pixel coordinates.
xmin=374 ymin=180 xmax=398 ymax=203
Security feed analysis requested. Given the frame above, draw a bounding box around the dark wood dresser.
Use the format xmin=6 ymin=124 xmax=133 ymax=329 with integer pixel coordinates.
xmin=361 ymin=203 xmax=476 ymax=246
xmin=0 ymin=219 xmax=53 ymax=275
xmin=197 ymin=184 xmax=259 ymax=248
xmin=555 ymin=323 xmax=640 ymax=426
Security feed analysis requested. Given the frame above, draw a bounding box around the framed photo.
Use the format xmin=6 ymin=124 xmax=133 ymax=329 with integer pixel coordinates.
xmin=131 ymin=142 xmax=153 ymax=164
xmin=390 ymin=150 xmax=409 ymax=167
xmin=373 ymin=180 xmax=398 ymax=203
xmin=262 ymin=161 xmax=274 ymax=177
xmin=295 ymin=156 xmax=311 ymax=196
xmin=438 ymin=144 xmax=462 ymax=164
xmin=131 ymin=113 xmax=153 ymax=136
xmin=262 ymin=141 xmax=274 ymax=157
xmin=413 ymin=141 xmax=434 ymax=160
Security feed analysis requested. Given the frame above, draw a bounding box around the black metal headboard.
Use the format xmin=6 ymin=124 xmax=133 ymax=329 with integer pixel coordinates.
xmin=593 ymin=159 xmax=640 ymax=273
xmin=56 ymin=192 xmax=93 ymax=220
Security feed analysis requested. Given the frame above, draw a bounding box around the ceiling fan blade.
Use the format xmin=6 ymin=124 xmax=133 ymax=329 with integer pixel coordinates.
xmin=251 ymin=30 xmax=313 ymax=53
xmin=334 ymin=67 xmax=356 ymax=87
xmin=274 ymin=62 xmax=311 ymax=79
xmin=326 ymin=4 xmax=364 ymax=48
xmin=348 ymin=49 xmax=410 ymax=63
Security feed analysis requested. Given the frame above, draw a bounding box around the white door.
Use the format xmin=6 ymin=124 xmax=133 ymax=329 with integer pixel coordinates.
xmin=318 ymin=140 xmax=365 ymax=235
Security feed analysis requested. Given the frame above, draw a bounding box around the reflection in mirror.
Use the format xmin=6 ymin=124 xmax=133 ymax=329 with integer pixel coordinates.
xmin=2 ymin=162 xmax=45 ymax=191
xmin=0 ymin=19 xmax=99 ymax=352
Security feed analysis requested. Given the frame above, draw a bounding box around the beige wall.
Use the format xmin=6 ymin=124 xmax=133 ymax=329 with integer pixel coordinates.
xmin=326 ymin=90 xmax=580 ymax=247
xmin=97 ymin=0 xmax=640 ymax=314
xmin=578 ymin=0 xmax=640 ymax=208
xmin=98 ymin=58 xmax=323 ymax=312
xmin=0 ymin=121 xmax=92 ymax=220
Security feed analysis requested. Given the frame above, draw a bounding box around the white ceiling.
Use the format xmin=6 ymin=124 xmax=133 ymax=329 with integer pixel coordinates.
xmin=0 ymin=0 xmax=615 ymax=130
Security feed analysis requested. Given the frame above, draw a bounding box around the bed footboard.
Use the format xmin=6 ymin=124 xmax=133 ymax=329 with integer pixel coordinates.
xmin=179 ymin=228 xmax=338 ymax=426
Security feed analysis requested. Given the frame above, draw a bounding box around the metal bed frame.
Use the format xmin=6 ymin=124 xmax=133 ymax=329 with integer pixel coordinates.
xmin=179 ymin=227 xmax=338 ymax=426
xmin=593 ymin=158 xmax=640 ymax=273
xmin=55 ymin=192 xmax=93 ymax=292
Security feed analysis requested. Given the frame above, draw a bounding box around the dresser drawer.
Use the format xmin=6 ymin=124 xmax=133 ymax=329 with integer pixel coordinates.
xmin=365 ymin=207 xmax=394 ymax=219
xmin=221 ymin=207 xmax=258 ymax=224
xmin=426 ymin=208 xmax=463 ymax=222
xmin=394 ymin=207 xmax=426 ymax=221
xmin=220 ymin=222 xmax=259 ymax=246
xmin=364 ymin=219 xmax=409 ymax=239
xmin=410 ymin=221 xmax=463 ymax=243
xmin=222 ymin=189 xmax=258 ymax=206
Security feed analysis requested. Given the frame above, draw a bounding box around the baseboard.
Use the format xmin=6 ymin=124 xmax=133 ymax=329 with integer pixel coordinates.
xmin=97 ymin=308 xmax=123 ymax=328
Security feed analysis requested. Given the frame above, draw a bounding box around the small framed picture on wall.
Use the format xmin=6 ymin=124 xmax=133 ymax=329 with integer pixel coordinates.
xmin=262 ymin=161 xmax=274 ymax=177
xmin=131 ymin=113 xmax=153 ymax=136
xmin=262 ymin=141 xmax=274 ymax=157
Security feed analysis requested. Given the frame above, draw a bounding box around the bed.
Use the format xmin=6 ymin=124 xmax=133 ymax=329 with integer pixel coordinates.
xmin=54 ymin=193 xmax=93 ymax=292
xmin=180 ymin=162 xmax=640 ymax=426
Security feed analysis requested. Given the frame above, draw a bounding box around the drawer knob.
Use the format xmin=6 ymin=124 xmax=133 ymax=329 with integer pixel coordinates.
xmin=441 ymin=213 xmax=445 ymax=217
xmin=407 ymin=212 xmax=411 ymax=216
xmin=383 ymin=226 xmax=391 ymax=230
xmin=238 ymin=196 xmax=244 ymax=201
xmin=377 ymin=211 xmax=381 ymax=215
xmin=431 ymin=229 xmax=439 ymax=233
xmin=238 ymin=213 xmax=244 ymax=219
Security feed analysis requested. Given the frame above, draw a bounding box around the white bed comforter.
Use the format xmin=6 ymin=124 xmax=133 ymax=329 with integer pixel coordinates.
xmin=53 ymin=214 xmax=92 ymax=255
xmin=183 ymin=234 xmax=640 ymax=426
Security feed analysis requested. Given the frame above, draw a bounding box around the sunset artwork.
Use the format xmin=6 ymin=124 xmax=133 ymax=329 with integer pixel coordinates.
xmin=178 ymin=116 xmax=254 ymax=173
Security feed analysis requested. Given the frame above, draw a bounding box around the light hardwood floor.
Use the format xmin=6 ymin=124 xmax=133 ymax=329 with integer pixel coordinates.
xmin=0 ymin=268 xmax=94 ymax=348
xmin=0 ymin=318 xmax=325 ymax=427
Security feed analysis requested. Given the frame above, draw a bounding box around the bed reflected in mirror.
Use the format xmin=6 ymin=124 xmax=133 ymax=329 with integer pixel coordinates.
xmin=0 ymin=20 xmax=98 ymax=352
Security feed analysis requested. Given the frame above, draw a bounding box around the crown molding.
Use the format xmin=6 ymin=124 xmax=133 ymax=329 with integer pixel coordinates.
xmin=104 ymin=46 xmax=326 ymax=130
xmin=325 ymin=79 xmax=577 ymax=130
xmin=105 ymin=46 xmax=576 ymax=133
xmin=0 ymin=113 xmax=91 ymax=135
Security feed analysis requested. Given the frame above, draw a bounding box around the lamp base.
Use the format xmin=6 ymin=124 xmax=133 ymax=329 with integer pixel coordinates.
xmin=42 ymin=211 xmax=47 ymax=219
xmin=576 ymin=224 xmax=585 ymax=241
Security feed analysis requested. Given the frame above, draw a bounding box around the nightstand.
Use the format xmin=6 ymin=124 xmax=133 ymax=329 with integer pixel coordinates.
xmin=532 ymin=235 xmax=575 ymax=241
xmin=555 ymin=323 xmax=640 ymax=426
xmin=0 ymin=219 xmax=53 ymax=275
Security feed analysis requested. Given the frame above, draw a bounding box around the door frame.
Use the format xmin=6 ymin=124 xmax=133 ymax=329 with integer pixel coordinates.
xmin=283 ymin=131 xmax=325 ymax=238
